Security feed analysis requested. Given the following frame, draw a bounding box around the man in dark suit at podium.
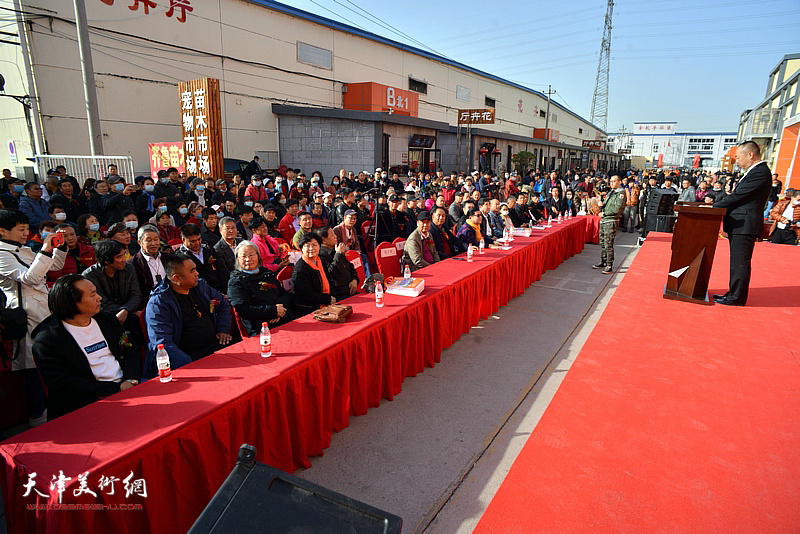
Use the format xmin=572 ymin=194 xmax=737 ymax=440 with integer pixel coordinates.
xmin=712 ymin=141 xmax=772 ymax=306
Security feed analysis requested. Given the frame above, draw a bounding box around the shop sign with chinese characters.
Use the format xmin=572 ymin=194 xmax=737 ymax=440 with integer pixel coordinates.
xmin=582 ymin=140 xmax=606 ymax=150
xmin=179 ymin=78 xmax=224 ymax=180
xmin=634 ymin=122 xmax=677 ymax=133
xmin=458 ymin=109 xmax=495 ymax=125
xmin=148 ymin=142 xmax=185 ymax=180
xmin=100 ymin=0 xmax=193 ymax=24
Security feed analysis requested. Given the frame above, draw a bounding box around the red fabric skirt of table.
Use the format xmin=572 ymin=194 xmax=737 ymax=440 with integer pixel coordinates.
xmin=0 ymin=218 xmax=587 ymax=534
xmin=585 ymin=215 xmax=601 ymax=243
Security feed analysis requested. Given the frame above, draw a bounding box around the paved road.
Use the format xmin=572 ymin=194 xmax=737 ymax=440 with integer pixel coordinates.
xmin=295 ymin=230 xmax=642 ymax=533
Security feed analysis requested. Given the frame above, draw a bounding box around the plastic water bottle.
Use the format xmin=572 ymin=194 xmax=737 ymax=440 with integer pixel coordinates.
xmin=546 ymin=216 xmax=552 ymax=228
xmin=156 ymin=344 xmax=172 ymax=383
xmin=260 ymin=322 xmax=272 ymax=358
xmin=403 ymin=263 xmax=411 ymax=279
xmin=502 ymin=227 xmax=509 ymax=243
xmin=479 ymin=238 xmax=485 ymax=254
xmin=375 ymin=280 xmax=384 ymax=308
xmin=467 ymin=244 xmax=474 ymax=262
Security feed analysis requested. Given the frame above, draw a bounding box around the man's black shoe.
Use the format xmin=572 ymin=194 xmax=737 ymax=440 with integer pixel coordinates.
xmin=712 ymin=293 xmax=729 ymax=300
xmin=602 ymin=264 xmax=613 ymax=274
xmin=592 ymin=262 xmax=605 ymax=269
xmin=715 ymin=299 xmax=743 ymax=306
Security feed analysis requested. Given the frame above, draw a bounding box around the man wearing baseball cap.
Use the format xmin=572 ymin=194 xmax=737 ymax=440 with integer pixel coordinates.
xmin=402 ymin=210 xmax=440 ymax=272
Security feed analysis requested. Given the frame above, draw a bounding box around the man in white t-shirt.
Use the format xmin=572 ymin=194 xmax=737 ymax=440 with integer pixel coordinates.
xmin=32 ymin=274 xmax=141 ymax=421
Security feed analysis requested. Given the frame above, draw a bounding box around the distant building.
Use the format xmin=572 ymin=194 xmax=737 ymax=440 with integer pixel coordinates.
xmin=608 ymin=122 xmax=737 ymax=171
xmin=738 ymin=53 xmax=800 ymax=190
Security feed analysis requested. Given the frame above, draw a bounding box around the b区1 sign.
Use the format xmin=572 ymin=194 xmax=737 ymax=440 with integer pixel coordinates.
xmin=178 ymin=78 xmax=224 ymax=180
xmin=458 ymin=109 xmax=495 ymax=124
xmin=343 ymin=82 xmax=419 ymax=117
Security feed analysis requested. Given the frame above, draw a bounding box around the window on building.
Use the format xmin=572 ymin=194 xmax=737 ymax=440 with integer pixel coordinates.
xmin=539 ymin=109 xmax=546 ymax=118
xmin=578 ymin=128 xmax=583 ymax=134
xmin=409 ymin=78 xmax=427 ymax=94
xmin=550 ymin=113 xmax=558 ymax=124
xmin=296 ymin=42 xmax=333 ymax=70
xmin=652 ymin=144 xmax=659 ymax=153
xmin=456 ymin=85 xmax=471 ymax=102
xmin=485 ymin=96 xmax=496 ymax=108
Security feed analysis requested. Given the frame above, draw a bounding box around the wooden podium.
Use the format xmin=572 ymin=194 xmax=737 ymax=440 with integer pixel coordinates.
xmin=663 ymin=203 xmax=726 ymax=304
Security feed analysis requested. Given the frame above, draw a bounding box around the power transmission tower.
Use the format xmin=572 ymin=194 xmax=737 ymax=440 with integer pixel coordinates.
xmin=590 ymin=0 xmax=613 ymax=132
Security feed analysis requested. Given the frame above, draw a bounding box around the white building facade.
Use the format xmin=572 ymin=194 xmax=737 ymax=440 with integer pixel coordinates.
xmin=0 ymin=0 xmax=623 ymax=180
xmin=608 ymin=122 xmax=737 ymax=170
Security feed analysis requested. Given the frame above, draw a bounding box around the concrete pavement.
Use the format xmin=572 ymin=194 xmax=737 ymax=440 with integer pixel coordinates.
xmin=295 ymin=229 xmax=642 ymax=533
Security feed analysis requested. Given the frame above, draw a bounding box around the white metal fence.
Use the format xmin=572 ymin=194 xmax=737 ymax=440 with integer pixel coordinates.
xmin=34 ymin=155 xmax=135 ymax=187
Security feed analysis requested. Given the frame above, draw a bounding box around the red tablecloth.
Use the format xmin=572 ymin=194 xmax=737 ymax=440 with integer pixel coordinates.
xmin=1 ymin=219 xmax=586 ymax=534
xmin=585 ymin=215 xmax=601 ymax=244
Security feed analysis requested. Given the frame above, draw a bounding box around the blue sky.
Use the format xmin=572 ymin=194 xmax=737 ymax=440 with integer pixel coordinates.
xmin=277 ymin=0 xmax=800 ymax=134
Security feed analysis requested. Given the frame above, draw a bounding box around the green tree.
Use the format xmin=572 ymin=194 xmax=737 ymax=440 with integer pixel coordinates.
xmin=511 ymin=151 xmax=535 ymax=174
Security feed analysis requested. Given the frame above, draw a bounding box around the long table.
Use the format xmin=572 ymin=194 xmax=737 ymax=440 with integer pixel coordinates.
xmin=1 ymin=218 xmax=587 ymax=534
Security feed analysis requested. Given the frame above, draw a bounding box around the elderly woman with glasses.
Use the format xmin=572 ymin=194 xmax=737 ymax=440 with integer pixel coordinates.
xmin=226 ymin=240 xmax=295 ymax=336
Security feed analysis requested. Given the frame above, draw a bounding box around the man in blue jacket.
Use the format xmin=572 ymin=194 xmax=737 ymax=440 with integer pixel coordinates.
xmin=144 ymin=251 xmax=232 ymax=377
xmin=19 ymin=182 xmax=50 ymax=228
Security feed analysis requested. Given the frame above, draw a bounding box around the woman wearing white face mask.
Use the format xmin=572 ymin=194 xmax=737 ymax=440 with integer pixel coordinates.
xmin=188 ymin=178 xmax=208 ymax=206
xmin=135 ymin=177 xmax=157 ymax=222
xmin=245 ymin=175 xmax=269 ymax=203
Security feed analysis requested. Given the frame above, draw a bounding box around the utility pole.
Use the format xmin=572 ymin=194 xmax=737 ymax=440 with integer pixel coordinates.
xmin=543 ymin=84 xmax=554 ymax=172
xmin=590 ymin=0 xmax=613 ymax=132
xmin=72 ymin=0 xmax=104 ymax=155
xmin=13 ymin=0 xmax=45 ymax=157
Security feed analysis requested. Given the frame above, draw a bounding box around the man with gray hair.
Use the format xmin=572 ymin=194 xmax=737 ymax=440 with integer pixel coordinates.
xmin=130 ymin=223 xmax=169 ymax=309
xmin=214 ymin=216 xmax=241 ymax=274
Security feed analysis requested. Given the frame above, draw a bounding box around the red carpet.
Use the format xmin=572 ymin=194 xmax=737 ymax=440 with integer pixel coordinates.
xmin=476 ymin=234 xmax=800 ymax=532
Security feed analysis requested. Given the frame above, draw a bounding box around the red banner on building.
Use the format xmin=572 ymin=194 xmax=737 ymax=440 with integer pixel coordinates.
xmin=657 ymin=154 xmax=664 ymax=168
xmin=149 ymin=142 xmax=185 ymax=180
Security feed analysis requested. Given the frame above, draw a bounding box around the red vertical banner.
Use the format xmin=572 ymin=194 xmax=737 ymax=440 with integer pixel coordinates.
xmin=693 ymin=154 xmax=701 ymax=168
xmin=657 ymin=154 xmax=664 ymax=168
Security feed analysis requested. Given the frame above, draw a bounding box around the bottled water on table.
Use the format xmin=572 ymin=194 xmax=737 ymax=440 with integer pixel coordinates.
xmin=403 ymin=264 xmax=411 ymax=279
xmin=260 ymin=322 xmax=272 ymax=358
xmin=467 ymin=245 xmax=474 ymax=262
xmin=156 ymin=344 xmax=172 ymax=383
xmin=479 ymin=238 xmax=485 ymax=254
xmin=375 ymin=280 xmax=384 ymax=308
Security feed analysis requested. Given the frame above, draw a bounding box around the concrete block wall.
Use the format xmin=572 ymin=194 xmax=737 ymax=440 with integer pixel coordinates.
xmin=278 ymin=116 xmax=378 ymax=179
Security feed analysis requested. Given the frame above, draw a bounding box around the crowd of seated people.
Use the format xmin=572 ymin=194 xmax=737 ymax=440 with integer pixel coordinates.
xmin=2 ymin=162 xmax=766 ymax=423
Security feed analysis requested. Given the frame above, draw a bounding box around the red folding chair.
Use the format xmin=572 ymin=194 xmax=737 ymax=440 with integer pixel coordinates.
xmin=375 ymin=241 xmax=401 ymax=278
xmin=277 ymin=265 xmax=294 ymax=291
xmin=231 ymin=306 xmax=251 ymax=338
xmin=392 ymin=238 xmax=406 ymax=254
xmin=345 ymin=249 xmax=366 ymax=286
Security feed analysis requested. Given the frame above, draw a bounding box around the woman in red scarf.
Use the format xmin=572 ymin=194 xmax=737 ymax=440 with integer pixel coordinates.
xmin=291 ymin=233 xmax=334 ymax=316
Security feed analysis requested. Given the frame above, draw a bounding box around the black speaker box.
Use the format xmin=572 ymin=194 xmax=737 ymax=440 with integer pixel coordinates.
xmin=189 ymin=445 xmax=403 ymax=534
